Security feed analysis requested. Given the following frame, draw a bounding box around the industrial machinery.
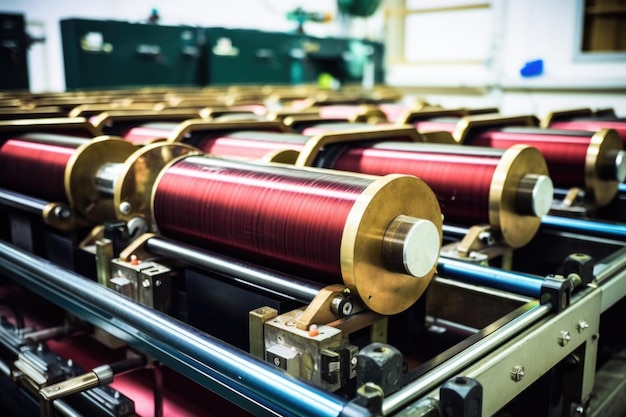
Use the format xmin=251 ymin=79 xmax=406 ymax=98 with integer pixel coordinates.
xmin=59 ymin=18 xmax=384 ymax=90
xmin=0 ymin=91 xmax=625 ymax=417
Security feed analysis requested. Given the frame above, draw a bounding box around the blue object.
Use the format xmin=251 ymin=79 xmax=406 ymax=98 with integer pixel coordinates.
xmin=520 ymin=59 xmax=544 ymax=77
xmin=542 ymin=215 xmax=626 ymax=242
xmin=437 ymin=257 xmax=544 ymax=298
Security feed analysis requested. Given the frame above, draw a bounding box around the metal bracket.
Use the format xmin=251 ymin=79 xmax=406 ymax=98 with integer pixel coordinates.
xmin=351 ymin=382 xmax=384 ymax=416
xmin=296 ymin=284 xmax=350 ymax=330
xmin=541 ymin=274 xmax=572 ymax=313
xmin=440 ymin=376 xmax=483 ymax=417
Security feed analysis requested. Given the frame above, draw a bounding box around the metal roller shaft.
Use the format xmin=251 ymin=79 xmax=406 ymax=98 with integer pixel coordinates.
xmin=144 ymin=236 xmax=324 ymax=303
xmin=0 ymin=187 xmax=49 ymax=215
xmin=541 ymin=215 xmax=626 ymax=241
xmin=437 ymin=257 xmax=544 ymax=298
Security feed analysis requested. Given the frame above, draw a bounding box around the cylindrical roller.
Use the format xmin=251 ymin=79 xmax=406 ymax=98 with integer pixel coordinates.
xmin=411 ymin=117 xmax=458 ymax=135
xmin=549 ymin=119 xmax=626 ymax=145
xmin=302 ymin=122 xmax=385 ymax=137
xmin=151 ymin=156 xmax=442 ymax=314
xmin=470 ymin=127 xmax=625 ymax=206
xmin=197 ymin=126 xmax=420 ymax=165
xmin=327 ymin=142 xmax=552 ymax=248
xmin=319 ymin=105 xmax=387 ymax=123
xmin=197 ymin=131 xmax=310 ymax=161
xmin=0 ymin=133 xmax=138 ymax=222
xmin=122 ymin=122 xmax=180 ymax=144
xmin=0 ymin=138 xmax=78 ymax=201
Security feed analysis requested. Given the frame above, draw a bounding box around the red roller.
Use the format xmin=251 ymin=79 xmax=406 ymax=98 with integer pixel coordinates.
xmin=197 ymin=131 xmax=309 ymax=160
xmin=152 ymin=156 xmax=444 ymax=315
xmin=153 ymin=157 xmax=368 ymax=278
xmin=331 ymin=145 xmax=497 ymax=224
xmin=470 ymin=129 xmax=591 ymax=188
xmin=412 ymin=118 xmax=457 ymax=134
xmin=550 ymin=119 xmax=626 ymax=145
xmin=123 ymin=122 xmax=180 ymax=144
xmin=325 ymin=142 xmax=552 ymax=248
xmin=301 ymin=122 xmax=395 ymax=137
xmin=0 ymin=139 xmax=75 ymax=201
xmin=378 ymin=104 xmax=410 ymax=123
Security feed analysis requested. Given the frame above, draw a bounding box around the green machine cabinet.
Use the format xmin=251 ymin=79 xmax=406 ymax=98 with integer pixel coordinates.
xmin=205 ymin=28 xmax=296 ymax=85
xmin=61 ymin=18 xmax=205 ymax=90
xmin=203 ymin=28 xmax=385 ymax=86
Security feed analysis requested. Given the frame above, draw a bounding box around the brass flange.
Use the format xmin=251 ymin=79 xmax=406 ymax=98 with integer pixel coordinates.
xmin=488 ymin=144 xmax=550 ymax=248
xmin=341 ymin=174 xmax=442 ymax=315
xmin=114 ymin=142 xmax=200 ymax=222
xmin=585 ymin=128 xmax=623 ymax=206
xmin=65 ymin=136 xmax=136 ymax=222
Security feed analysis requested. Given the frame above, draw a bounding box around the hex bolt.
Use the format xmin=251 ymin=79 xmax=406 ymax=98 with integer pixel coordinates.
xmin=577 ymin=320 xmax=589 ymax=333
xmin=558 ymin=330 xmax=571 ymax=346
xmin=510 ymin=365 xmax=525 ymax=382
xmin=142 ymin=279 xmax=151 ymax=288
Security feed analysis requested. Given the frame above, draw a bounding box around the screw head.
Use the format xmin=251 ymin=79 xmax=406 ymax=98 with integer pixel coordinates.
xmin=558 ymin=330 xmax=572 ymax=346
xmin=577 ymin=320 xmax=589 ymax=333
xmin=510 ymin=365 xmax=525 ymax=382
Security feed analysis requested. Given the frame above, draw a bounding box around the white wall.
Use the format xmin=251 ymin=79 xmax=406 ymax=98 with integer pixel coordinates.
xmin=386 ymin=0 xmax=626 ymax=117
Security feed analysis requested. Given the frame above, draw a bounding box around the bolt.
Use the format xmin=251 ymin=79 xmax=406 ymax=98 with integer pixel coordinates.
xmin=342 ymin=300 xmax=353 ymax=316
xmin=53 ymin=206 xmax=71 ymax=220
xmin=273 ymin=357 xmax=281 ymax=366
xmin=558 ymin=330 xmax=572 ymax=346
xmin=154 ymin=279 xmax=162 ymax=287
xmin=478 ymin=231 xmax=494 ymax=245
xmin=142 ymin=279 xmax=151 ymax=288
xmin=574 ymin=405 xmax=584 ymax=415
xmin=351 ymin=357 xmax=358 ymax=367
xmin=577 ymin=320 xmax=589 ymax=333
xmin=119 ymin=201 xmax=132 ymax=215
xmin=510 ymin=365 xmax=525 ymax=382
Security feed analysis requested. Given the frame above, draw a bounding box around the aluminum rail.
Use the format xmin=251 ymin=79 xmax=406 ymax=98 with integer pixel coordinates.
xmin=382 ymin=301 xmax=552 ymax=415
xmin=437 ymin=257 xmax=544 ymax=298
xmin=0 ymin=241 xmax=364 ymax=417
xmin=593 ymin=246 xmax=626 ymax=312
xmin=145 ymin=236 xmax=324 ymax=303
xmin=541 ymin=215 xmax=626 ymax=241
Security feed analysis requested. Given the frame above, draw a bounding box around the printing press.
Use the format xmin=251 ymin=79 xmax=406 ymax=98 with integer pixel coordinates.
xmin=0 ymin=88 xmax=625 ymax=417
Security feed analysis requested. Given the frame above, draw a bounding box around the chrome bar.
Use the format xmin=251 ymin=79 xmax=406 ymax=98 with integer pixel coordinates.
xmin=145 ymin=236 xmax=324 ymax=303
xmin=0 ymin=188 xmax=48 ymax=215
